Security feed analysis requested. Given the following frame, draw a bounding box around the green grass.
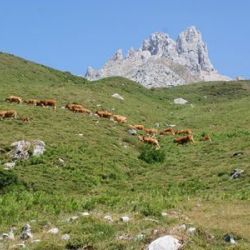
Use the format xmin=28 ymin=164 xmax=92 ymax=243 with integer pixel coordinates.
xmin=0 ymin=52 xmax=250 ymax=249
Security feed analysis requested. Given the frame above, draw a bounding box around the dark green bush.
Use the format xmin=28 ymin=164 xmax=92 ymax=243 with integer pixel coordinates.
xmin=0 ymin=170 xmax=18 ymax=190
xmin=138 ymin=145 xmax=165 ymax=164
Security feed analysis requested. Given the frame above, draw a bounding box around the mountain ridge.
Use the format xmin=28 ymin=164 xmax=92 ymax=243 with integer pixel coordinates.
xmin=85 ymin=26 xmax=230 ymax=88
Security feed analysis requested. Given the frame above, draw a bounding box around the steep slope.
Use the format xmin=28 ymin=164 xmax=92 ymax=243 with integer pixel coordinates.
xmin=0 ymin=53 xmax=249 ymax=249
xmin=86 ymin=26 xmax=230 ymax=88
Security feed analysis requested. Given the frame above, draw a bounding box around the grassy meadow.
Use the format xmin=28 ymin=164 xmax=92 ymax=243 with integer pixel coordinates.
xmin=0 ymin=52 xmax=250 ymax=249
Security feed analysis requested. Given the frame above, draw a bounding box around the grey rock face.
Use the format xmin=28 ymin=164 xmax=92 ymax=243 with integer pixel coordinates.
xmin=85 ymin=26 xmax=230 ymax=88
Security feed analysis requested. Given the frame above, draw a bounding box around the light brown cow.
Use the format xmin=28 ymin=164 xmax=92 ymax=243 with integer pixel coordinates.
xmin=129 ymin=124 xmax=144 ymax=130
xmin=138 ymin=135 xmax=160 ymax=148
xmin=174 ymin=129 xmax=192 ymax=135
xmin=0 ymin=111 xmax=7 ymax=119
xmin=37 ymin=99 xmax=56 ymax=110
xmin=24 ymin=99 xmax=38 ymax=105
xmin=5 ymin=96 xmax=22 ymax=104
xmin=96 ymin=110 xmax=113 ymax=118
xmin=160 ymin=128 xmax=175 ymax=136
xmin=144 ymin=128 xmax=158 ymax=135
xmin=113 ymin=115 xmax=127 ymax=123
xmin=66 ymin=103 xmax=83 ymax=111
xmin=0 ymin=110 xmax=17 ymax=119
xmin=174 ymin=135 xmax=194 ymax=144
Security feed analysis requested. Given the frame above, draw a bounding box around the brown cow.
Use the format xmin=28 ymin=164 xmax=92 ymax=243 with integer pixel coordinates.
xmin=144 ymin=128 xmax=158 ymax=135
xmin=37 ymin=99 xmax=56 ymax=110
xmin=138 ymin=135 xmax=160 ymax=148
xmin=175 ymin=129 xmax=192 ymax=135
xmin=5 ymin=96 xmax=22 ymax=104
xmin=160 ymin=128 xmax=175 ymax=136
xmin=129 ymin=124 xmax=144 ymax=130
xmin=0 ymin=111 xmax=7 ymax=119
xmin=113 ymin=115 xmax=127 ymax=123
xmin=174 ymin=135 xmax=194 ymax=144
xmin=0 ymin=110 xmax=17 ymax=119
xmin=19 ymin=117 xmax=30 ymax=123
xmin=96 ymin=110 xmax=113 ymax=118
xmin=24 ymin=99 xmax=38 ymax=105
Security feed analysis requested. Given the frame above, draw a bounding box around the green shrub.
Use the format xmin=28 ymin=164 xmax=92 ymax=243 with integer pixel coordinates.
xmin=138 ymin=145 xmax=165 ymax=164
xmin=0 ymin=170 xmax=18 ymax=190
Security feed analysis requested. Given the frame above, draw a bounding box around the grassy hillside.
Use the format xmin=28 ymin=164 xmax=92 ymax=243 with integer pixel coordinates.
xmin=0 ymin=52 xmax=249 ymax=249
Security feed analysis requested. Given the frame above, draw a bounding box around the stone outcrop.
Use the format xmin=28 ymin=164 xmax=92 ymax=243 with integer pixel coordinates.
xmin=85 ymin=26 xmax=229 ymax=88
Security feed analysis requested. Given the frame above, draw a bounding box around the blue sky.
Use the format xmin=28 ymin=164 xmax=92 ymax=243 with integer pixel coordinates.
xmin=1 ymin=0 xmax=249 ymax=78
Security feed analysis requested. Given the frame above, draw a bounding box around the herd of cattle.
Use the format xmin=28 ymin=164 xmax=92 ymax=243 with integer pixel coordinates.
xmin=1 ymin=95 xmax=211 ymax=148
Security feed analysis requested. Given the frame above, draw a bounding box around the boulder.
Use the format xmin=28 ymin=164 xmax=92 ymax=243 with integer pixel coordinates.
xmin=20 ymin=224 xmax=33 ymax=240
xmin=128 ymin=129 xmax=137 ymax=135
xmin=174 ymin=98 xmax=188 ymax=105
xmin=148 ymin=235 xmax=181 ymax=250
xmin=48 ymin=227 xmax=59 ymax=234
xmin=9 ymin=140 xmax=45 ymax=160
xmin=112 ymin=93 xmax=124 ymax=101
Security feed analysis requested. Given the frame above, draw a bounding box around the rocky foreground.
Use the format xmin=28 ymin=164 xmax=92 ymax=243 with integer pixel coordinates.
xmin=85 ymin=26 xmax=229 ymax=88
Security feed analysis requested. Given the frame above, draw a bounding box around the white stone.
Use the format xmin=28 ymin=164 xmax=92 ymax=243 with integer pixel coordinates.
xmin=148 ymin=235 xmax=181 ymax=250
xmin=3 ymin=162 xmax=16 ymax=170
xmin=120 ymin=216 xmax=130 ymax=222
xmin=187 ymin=227 xmax=196 ymax=235
xmin=85 ymin=26 xmax=230 ymax=88
xmin=61 ymin=234 xmax=70 ymax=241
xmin=112 ymin=93 xmax=124 ymax=101
xmin=31 ymin=239 xmax=41 ymax=243
xmin=80 ymin=212 xmax=90 ymax=217
xmin=32 ymin=140 xmax=46 ymax=156
xmin=48 ymin=227 xmax=59 ymax=234
xmin=104 ymin=215 xmax=113 ymax=222
xmin=174 ymin=98 xmax=188 ymax=105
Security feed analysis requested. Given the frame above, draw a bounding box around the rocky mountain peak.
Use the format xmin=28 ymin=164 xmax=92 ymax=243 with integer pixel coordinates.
xmin=85 ymin=26 xmax=229 ymax=88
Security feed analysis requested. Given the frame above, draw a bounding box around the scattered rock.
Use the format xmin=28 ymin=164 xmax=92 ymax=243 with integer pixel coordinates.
xmin=0 ymin=227 xmax=15 ymax=241
xmin=20 ymin=224 xmax=33 ymax=240
xmin=155 ymin=123 xmax=160 ymax=128
xmin=135 ymin=233 xmax=144 ymax=241
xmin=3 ymin=162 xmax=16 ymax=170
xmin=161 ymin=212 xmax=168 ymax=217
xmin=48 ymin=227 xmax=59 ymax=234
xmin=120 ymin=216 xmax=130 ymax=222
xmin=32 ymin=140 xmax=46 ymax=156
xmin=61 ymin=234 xmax=70 ymax=241
xmin=66 ymin=216 xmax=79 ymax=222
xmin=224 ymin=234 xmax=236 ymax=244
xmin=187 ymin=227 xmax=196 ymax=235
xmin=174 ymin=98 xmax=188 ymax=105
xmin=178 ymin=224 xmax=187 ymax=231
xmin=112 ymin=93 xmax=124 ymax=101
xmin=80 ymin=212 xmax=90 ymax=217
xmin=232 ymin=151 xmax=244 ymax=157
xmin=14 ymin=243 xmax=26 ymax=248
xmin=148 ymin=235 xmax=182 ymax=250
xmin=9 ymin=140 xmax=45 ymax=160
xmin=104 ymin=215 xmax=113 ymax=222
xmin=58 ymin=158 xmax=65 ymax=166
xmin=230 ymin=169 xmax=244 ymax=179
xmin=117 ymin=234 xmax=132 ymax=241
xmin=128 ymin=129 xmax=137 ymax=135
xmin=78 ymin=133 xmax=83 ymax=137
xmin=31 ymin=239 xmax=41 ymax=243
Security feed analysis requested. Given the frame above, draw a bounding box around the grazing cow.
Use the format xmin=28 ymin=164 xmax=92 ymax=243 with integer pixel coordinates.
xmin=129 ymin=124 xmax=144 ymax=130
xmin=24 ymin=99 xmax=38 ymax=105
xmin=138 ymin=135 xmax=160 ymax=148
xmin=174 ymin=135 xmax=194 ymax=144
xmin=201 ymin=135 xmax=212 ymax=142
xmin=37 ymin=99 xmax=56 ymax=110
xmin=113 ymin=115 xmax=127 ymax=123
xmin=0 ymin=111 xmax=7 ymax=119
xmin=96 ymin=110 xmax=113 ymax=118
xmin=160 ymin=128 xmax=175 ymax=136
xmin=65 ymin=103 xmax=84 ymax=112
xmin=0 ymin=110 xmax=17 ymax=119
xmin=144 ymin=128 xmax=158 ymax=135
xmin=5 ymin=96 xmax=22 ymax=104
xmin=174 ymin=129 xmax=192 ymax=135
